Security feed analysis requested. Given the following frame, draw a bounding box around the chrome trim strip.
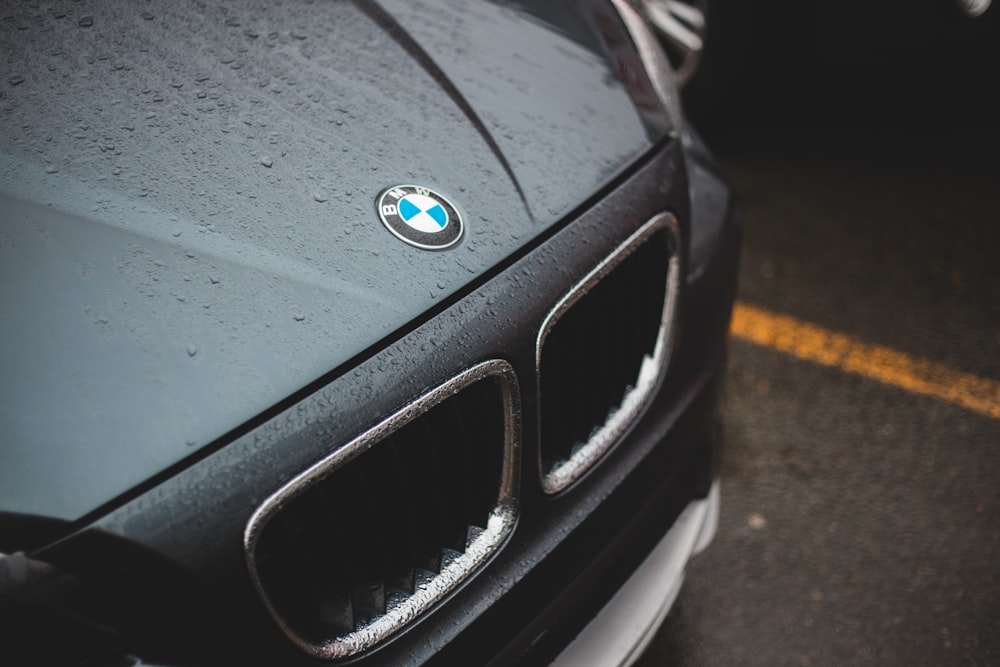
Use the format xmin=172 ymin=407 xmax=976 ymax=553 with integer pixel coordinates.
xmin=611 ymin=0 xmax=684 ymax=134
xmin=244 ymin=359 xmax=521 ymax=660
xmin=536 ymin=212 xmax=681 ymax=495
xmin=639 ymin=0 xmax=707 ymax=88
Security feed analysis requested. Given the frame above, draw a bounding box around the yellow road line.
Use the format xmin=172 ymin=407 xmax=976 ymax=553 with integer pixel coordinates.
xmin=730 ymin=302 xmax=1000 ymax=420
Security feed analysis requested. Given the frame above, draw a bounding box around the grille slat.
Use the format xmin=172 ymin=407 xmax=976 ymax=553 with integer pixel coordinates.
xmin=425 ymin=399 xmax=474 ymax=552
xmin=383 ymin=440 xmax=417 ymax=593
xmin=538 ymin=214 xmax=680 ymax=494
xmin=246 ymin=361 xmax=519 ymax=660
xmin=414 ymin=417 xmax=446 ymax=573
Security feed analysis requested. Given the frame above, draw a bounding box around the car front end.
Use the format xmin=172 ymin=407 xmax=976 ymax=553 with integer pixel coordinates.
xmin=0 ymin=1 xmax=739 ymax=665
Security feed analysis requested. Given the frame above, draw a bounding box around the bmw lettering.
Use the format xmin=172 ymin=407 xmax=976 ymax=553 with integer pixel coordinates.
xmin=377 ymin=185 xmax=464 ymax=250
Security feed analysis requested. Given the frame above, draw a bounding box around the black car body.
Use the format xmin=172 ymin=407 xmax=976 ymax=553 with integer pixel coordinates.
xmin=0 ymin=1 xmax=739 ymax=665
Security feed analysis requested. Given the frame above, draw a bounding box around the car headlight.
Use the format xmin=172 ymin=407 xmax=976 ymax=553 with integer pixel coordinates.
xmin=611 ymin=0 xmax=685 ymax=135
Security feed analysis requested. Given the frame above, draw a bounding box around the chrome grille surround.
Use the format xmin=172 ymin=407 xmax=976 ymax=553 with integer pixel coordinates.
xmin=536 ymin=212 xmax=681 ymax=494
xmin=243 ymin=359 xmax=520 ymax=660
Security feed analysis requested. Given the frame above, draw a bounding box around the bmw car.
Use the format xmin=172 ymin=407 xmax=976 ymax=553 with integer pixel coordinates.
xmin=0 ymin=1 xmax=739 ymax=665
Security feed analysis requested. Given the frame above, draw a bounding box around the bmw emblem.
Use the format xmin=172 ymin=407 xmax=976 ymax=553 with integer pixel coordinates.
xmin=376 ymin=185 xmax=464 ymax=250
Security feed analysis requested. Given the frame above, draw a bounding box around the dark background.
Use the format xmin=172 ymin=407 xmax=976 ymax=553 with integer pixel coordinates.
xmin=688 ymin=0 xmax=1000 ymax=140
xmin=638 ymin=2 xmax=1000 ymax=665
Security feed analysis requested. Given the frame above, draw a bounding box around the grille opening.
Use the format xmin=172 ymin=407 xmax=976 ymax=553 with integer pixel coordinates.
xmin=538 ymin=217 xmax=679 ymax=494
xmin=246 ymin=362 xmax=518 ymax=659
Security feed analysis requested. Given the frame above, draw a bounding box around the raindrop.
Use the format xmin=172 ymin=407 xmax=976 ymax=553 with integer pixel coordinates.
xmin=7 ymin=75 xmax=24 ymax=86
xmin=78 ymin=15 xmax=94 ymax=28
xmin=45 ymin=166 xmax=58 ymax=174
xmin=187 ymin=344 xmax=199 ymax=357
xmin=260 ymin=156 xmax=273 ymax=168
xmin=293 ymin=314 xmax=306 ymax=321
xmin=313 ymin=192 xmax=327 ymax=203
xmin=141 ymin=12 xmax=154 ymax=20
xmin=209 ymin=276 xmax=220 ymax=284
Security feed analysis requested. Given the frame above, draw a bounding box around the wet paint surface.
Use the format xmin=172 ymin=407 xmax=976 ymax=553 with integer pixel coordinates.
xmin=0 ymin=0 xmax=662 ymax=520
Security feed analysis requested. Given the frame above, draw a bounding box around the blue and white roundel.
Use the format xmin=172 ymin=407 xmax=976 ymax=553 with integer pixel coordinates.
xmin=397 ymin=193 xmax=449 ymax=234
xmin=376 ymin=185 xmax=464 ymax=250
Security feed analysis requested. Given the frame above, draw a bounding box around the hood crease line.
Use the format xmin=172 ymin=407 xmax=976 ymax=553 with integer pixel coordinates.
xmin=356 ymin=0 xmax=535 ymax=223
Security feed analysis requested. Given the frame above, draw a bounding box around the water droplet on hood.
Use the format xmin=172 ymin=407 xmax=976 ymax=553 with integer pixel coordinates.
xmin=78 ymin=15 xmax=94 ymax=28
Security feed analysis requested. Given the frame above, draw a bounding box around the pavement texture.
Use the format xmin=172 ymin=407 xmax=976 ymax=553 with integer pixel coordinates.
xmin=636 ymin=135 xmax=1000 ymax=667
xmin=637 ymin=6 xmax=1000 ymax=663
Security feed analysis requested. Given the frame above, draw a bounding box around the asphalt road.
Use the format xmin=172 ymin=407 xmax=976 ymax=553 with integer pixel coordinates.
xmin=631 ymin=6 xmax=1000 ymax=664
xmin=634 ymin=121 xmax=1000 ymax=664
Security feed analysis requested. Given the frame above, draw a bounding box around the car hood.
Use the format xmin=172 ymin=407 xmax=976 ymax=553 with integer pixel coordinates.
xmin=0 ymin=0 xmax=668 ymax=523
